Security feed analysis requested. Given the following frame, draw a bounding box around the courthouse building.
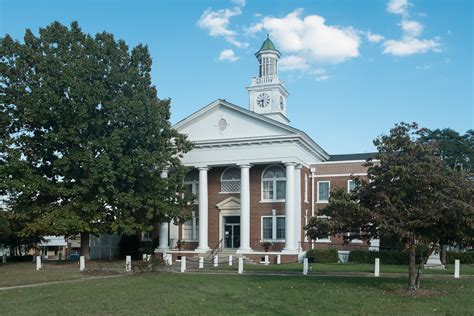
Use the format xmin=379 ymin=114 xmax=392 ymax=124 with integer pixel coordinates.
xmin=155 ymin=37 xmax=378 ymax=262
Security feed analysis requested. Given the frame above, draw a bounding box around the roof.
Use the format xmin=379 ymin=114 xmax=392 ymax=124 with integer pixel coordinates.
xmin=256 ymin=35 xmax=280 ymax=55
xmin=328 ymin=152 xmax=378 ymax=162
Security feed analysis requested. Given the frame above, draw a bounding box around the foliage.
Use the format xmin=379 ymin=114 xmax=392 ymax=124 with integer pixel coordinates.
xmin=260 ymin=241 xmax=272 ymax=251
xmin=118 ymin=234 xmax=141 ymax=260
xmin=446 ymin=251 xmax=474 ymax=264
xmin=305 ymin=249 xmax=339 ymax=263
xmin=349 ymin=246 xmax=429 ymax=265
xmin=305 ymin=122 xmax=474 ymax=290
xmin=8 ymin=255 xmax=34 ymax=262
xmin=0 ymin=22 xmax=194 ymax=257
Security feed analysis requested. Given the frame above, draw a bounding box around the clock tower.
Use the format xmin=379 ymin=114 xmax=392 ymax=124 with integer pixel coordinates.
xmin=247 ymin=35 xmax=289 ymax=124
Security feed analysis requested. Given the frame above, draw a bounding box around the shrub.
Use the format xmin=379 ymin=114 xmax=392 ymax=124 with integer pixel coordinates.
xmin=446 ymin=252 xmax=474 ymax=264
xmin=305 ymin=249 xmax=339 ymax=263
xmin=349 ymin=246 xmax=430 ymax=265
xmin=9 ymin=255 xmax=34 ymax=262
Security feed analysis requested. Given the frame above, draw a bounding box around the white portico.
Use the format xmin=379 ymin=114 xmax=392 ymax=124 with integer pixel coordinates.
xmin=156 ymin=37 xmax=329 ymax=256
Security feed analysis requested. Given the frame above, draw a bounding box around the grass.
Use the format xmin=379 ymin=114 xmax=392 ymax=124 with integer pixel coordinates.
xmin=0 ymin=272 xmax=473 ymax=315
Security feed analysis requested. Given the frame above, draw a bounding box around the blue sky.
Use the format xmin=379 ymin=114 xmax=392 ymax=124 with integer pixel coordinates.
xmin=1 ymin=0 xmax=472 ymax=154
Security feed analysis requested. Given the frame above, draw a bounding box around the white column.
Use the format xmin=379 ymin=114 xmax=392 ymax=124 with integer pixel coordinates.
xmin=197 ymin=167 xmax=209 ymax=252
xmin=283 ymin=162 xmax=296 ymax=252
xmin=238 ymin=164 xmax=251 ymax=252
xmin=295 ymin=165 xmax=302 ymax=251
xmin=157 ymin=170 xmax=170 ymax=251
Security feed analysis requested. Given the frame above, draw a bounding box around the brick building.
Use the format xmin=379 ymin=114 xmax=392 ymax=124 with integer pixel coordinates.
xmin=155 ymin=37 xmax=379 ymax=262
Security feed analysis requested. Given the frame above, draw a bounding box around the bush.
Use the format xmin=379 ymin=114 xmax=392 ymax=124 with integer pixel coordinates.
xmin=446 ymin=251 xmax=474 ymax=264
xmin=305 ymin=249 xmax=339 ymax=263
xmin=118 ymin=235 xmax=141 ymax=260
xmin=9 ymin=255 xmax=34 ymax=262
xmin=349 ymin=246 xmax=430 ymax=265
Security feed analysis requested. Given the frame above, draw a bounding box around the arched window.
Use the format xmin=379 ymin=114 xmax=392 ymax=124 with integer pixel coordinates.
xmin=220 ymin=167 xmax=241 ymax=193
xmin=184 ymin=170 xmax=199 ymax=196
xmin=262 ymin=165 xmax=286 ymax=201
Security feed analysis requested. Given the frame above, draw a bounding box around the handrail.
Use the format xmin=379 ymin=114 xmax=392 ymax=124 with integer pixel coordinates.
xmin=209 ymin=238 xmax=224 ymax=261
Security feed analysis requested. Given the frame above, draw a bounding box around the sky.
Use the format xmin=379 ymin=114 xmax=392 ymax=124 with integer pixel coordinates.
xmin=1 ymin=0 xmax=472 ymax=154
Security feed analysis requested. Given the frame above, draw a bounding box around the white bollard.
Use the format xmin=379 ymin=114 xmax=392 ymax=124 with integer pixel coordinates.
xmin=164 ymin=254 xmax=172 ymax=266
xmin=199 ymin=256 xmax=204 ymax=269
xmin=2 ymin=253 xmax=6 ymax=264
xmin=213 ymin=255 xmax=218 ymax=267
xmin=229 ymin=255 xmax=233 ymax=266
xmin=79 ymin=256 xmax=85 ymax=271
xmin=147 ymin=254 xmax=151 ymax=262
xmin=454 ymin=259 xmax=460 ymax=279
xmin=238 ymin=257 xmax=244 ymax=274
xmin=374 ymin=258 xmax=380 ymax=277
xmin=264 ymin=255 xmax=269 ymax=265
xmin=142 ymin=254 xmax=147 ymax=261
xmin=277 ymin=254 xmax=281 ymax=265
xmin=125 ymin=255 xmax=132 ymax=272
xmin=303 ymin=258 xmax=308 ymax=275
xmin=180 ymin=256 xmax=186 ymax=273
xmin=36 ymin=256 xmax=42 ymax=271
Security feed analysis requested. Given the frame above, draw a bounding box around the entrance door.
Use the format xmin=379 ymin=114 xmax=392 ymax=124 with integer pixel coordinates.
xmin=224 ymin=216 xmax=240 ymax=249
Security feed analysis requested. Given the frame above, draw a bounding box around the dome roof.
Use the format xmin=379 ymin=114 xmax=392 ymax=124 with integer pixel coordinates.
xmin=256 ymin=35 xmax=280 ymax=55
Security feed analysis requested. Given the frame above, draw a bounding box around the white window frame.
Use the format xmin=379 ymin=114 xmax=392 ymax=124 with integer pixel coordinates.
xmin=260 ymin=212 xmax=285 ymax=242
xmin=220 ymin=166 xmax=241 ymax=193
xmin=347 ymin=179 xmax=356 ymax=193
xmin=182 ymin=211 xmax=199 ymax=242
xmin=184 ymin=170 xmax=199 ymax=205
xmin=317 ymin=181 xmax=330 ymax=203
xmin=315 ymin=215 xmax=331 ymax=243
xmin=261 ymin=165 xmax=286 ymax=202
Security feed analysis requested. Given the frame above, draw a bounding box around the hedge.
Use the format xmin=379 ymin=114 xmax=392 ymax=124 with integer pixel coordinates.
xmin=349 ymin=246 xmax=430 ymax=265
xmin=305 ymin=249 xmax=339 ymax=263
xmin=446 ymin=252 xmax=474 ymax=264
xmin=9 ymin=255 xmax=34 ymax=262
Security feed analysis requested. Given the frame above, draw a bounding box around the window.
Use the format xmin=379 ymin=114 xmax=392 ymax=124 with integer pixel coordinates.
xmin=348 ymin=180 xmax=357 ymax=193
xmin=262 ymin=165 xmax=286 ymax=201
xmin=304 ymin=173 xmax=309 ymax=202
xmin=317 ymin=181 xmax=330 ymax=202
xmin=261 ymin=214 xmax=285 ymax=241
xmin=184 ymin=170 xmax=199 ymax=203
xmin=182 ymin=211 xmax=199 ymax=241
xmin=221 ymin=167 xmax=241 ymax=193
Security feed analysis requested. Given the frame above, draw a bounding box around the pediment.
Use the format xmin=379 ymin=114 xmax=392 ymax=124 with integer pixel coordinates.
xmin=216 ymin=196 xmax=241 ymax=210
xmin=174 ymin=100 xmax=297 ymax=142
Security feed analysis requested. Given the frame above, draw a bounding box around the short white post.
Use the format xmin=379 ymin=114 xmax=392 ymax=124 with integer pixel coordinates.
xmin=238 ymin=257 xmax=244 ymax=274
xmin=213 ymin=255 xmax=218 ymax=267
xmin=79 ymin=256 xmax=85 ymax=271
xmin=2 ymin=253 xmax=6 ymax=264
xmin=454 ymin=259 xmax=460 ymax=279
xmin=142 ymin=254 xmax=147 ymax=261
xmin=264 ymin=255 xmax=269 ymax=265
xmin=229 ymin=255 xmax=233 ymax=266
xmin=125 ymin=255 xmax=131 ymax=272
xmin=180 ymin=256 xmax=186 ymax=273
xmin=199 ymin=256 xmax=204 ymax=269
xmin=374 ymin=258 xmax=380 ymax=277
xmin=147 ymin=254 xmax=151 ymax=262
xmin=277 ymin=254 xmax=281 ymax=265
xmin=303 ymin=258 xmax=308 ymax=275
xmin=36 ymin=256 xmax=42 ymax=271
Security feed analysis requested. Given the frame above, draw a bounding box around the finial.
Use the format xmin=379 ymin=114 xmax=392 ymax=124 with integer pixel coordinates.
xmin=267 ymin=33 xmax=270 ymax=39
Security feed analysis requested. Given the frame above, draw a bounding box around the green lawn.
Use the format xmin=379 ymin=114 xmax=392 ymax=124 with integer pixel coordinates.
xmin=0 ymin=272 xmax=473 ymax=315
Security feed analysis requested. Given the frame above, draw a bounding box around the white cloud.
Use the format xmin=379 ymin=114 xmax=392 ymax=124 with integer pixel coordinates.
xmin=383 ymin=37 xmax=441 ymax=56
xmin=231 ymin=0 xmax=246 ymax=7
xmin=366 ymin=32 xmax=385 ymax=43
xmin=249 ymin=9 xmax=361 ymax=64
xmin=218 ymin=49 xmax=239 ymax=62
xmin=416 ymin=65 xmax=431 ymax=70
xmin=387 ymin=0 xmax=410 ymax=15
xmin=197 ymin=6 xmax=248 ymax=47
xmin=279 ymin=55 xmax=309 ymax=71
xmin=401 ymin=20 xmax=423 ymax=37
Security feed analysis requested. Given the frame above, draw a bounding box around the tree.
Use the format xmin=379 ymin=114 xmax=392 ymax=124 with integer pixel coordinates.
xmin=305 ymin=123 xmax=474 ymax=290
xmin=0 ymin=22 xmax=193 ymax=259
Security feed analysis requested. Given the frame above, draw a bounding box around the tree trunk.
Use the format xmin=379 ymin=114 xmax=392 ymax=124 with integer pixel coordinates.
xmin=408 ymin=242 xmax=417 ymax=290
xmin=80 ymin=232 xmax=90 ymax=260
xmin=440 ymin=244 xmax=447 ymax=266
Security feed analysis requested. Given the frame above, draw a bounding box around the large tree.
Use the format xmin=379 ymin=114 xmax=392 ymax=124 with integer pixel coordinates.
xmin=305 ymin=123 xmax=474 ymax=290
xmin=0 ymin=22 xmax=193 ymax=258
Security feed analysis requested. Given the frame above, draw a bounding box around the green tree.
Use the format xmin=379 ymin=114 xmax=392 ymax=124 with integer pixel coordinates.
xmin=0 ymin=22 xmax=193 ymax=258
xmin=305 ymin=123 xmax=474 ymax=290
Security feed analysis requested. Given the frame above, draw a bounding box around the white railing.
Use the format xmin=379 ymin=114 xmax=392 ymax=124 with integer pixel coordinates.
xmin=251 ymin=76 xmax=281 ymax=85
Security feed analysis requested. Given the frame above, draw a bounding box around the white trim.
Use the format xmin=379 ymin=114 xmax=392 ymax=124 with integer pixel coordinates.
xmin=304 ymin=173 xmax=308 ymax=203
xmin=316 ymin=181 xmax=330 ymax=203
xmin=261 ymin=164 xmax=286 ymax=202
xmin=220 ymin=166 xmax=241 ymax=193
xmin=260 ymin=215 xmax=285 ymax=242
xmin=311 ymin=159 xmax=379 ymax=165
xmin=347 ymin=179 xmax=356 ymax=193
xmin=315 ymin=173 xmax=367 ymax=178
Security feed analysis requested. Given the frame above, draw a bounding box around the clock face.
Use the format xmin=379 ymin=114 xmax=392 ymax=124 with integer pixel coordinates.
xmin=256 ymin=93 xmax=270 ymax=108
xmin=279 ymin=96 xmax=284 ymax=111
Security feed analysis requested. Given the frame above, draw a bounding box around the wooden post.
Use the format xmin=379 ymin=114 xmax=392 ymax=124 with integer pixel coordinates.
xmin=264 ymin=255 xmax=269 ymax=265
xmin=2 ymin=253 xmax=6 ymax=264
xmin=229 ymin=255 xmax=233 ymax=266
xmin=238 ymin=257 xmax=244 ymax=274
xmin=180 ymin=256 xmax=186 ymax=273
xmin=79 ymin=256 xmax=85 ymax=271
xmin=374 ymin=258 xmax=380 ymax=277
xmin=199 ymin=256 xmax=204 ymax=269
xmin=36 ymin=256 xmax=41 ymax=271
xmin=213 ymin=255 xmax=218 ymax=267
xmin=147 ymin=254 xmax=151 ymax=262
xmin=303 ymin=258 xmax=308 ymax=275
xmin=125 ymin=255 xmax=131 ymax=272
xmin=454 ymin=259 xmax=460 ymax=279
xmin=142 ymin=254 xmax=147 ymax=261
xmin=277 ymin=254 xmax=281 ymax=264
